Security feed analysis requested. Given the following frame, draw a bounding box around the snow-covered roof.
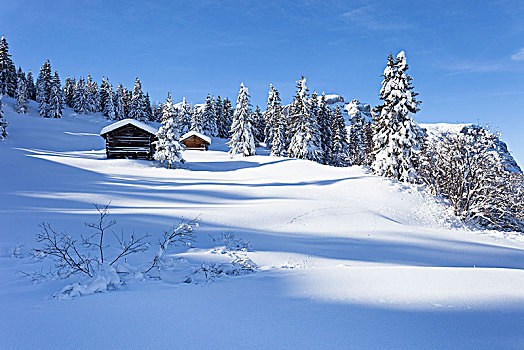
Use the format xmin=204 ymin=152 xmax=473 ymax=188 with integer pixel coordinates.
xmin=100 ymin=119 xmax=158 ymax=136
xmin=180 ymin=131 xmax=211 ymax=144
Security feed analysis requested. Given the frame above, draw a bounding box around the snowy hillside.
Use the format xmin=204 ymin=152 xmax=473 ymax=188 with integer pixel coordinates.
xmin=1 ymin=97 xmax=524 ymax=349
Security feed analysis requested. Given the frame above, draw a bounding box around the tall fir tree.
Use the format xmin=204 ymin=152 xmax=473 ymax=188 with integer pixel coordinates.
xmin=73 ymin=77 xmax=89 ymax=114
xmin=99 ymin=77 xmax=110 ymax=113
xmin=36 ymin=60 xmax=52 ymax=118
xmin=47 ymin=70 xmax=63 ymax=118
xmin=317 ymin=92 xmax=333 ymax=164
xmin=144 ymin=92 xmax=154 ymax=121
xmin=16 ymin=67 xmax=26 ymax=86
xmin=114 ymin=84 xmax=126 ymax=119
xmin=0 ymin=94 xmax=7 ymax=139
xmin=177 ymin=97 xmax=192 ymax=134
xmin=330 ymin=105 xmax=350 ymax=166
xmin=15 ymin=75 xmax=28 ymax=114
xmin=372 ymin=51 xmax=424 ymax=182
xmin=264 ymin=84 xmax=282 ymax=146
xmin=129 ymin=78 xmax=146 ymax=121
xmin=155 ymin=94 xmax=185 ymax=169
xmin=201 ymin=94 xmax=218 ymax=136
xmin=86 ymin=74 xmax=100 ymax=113
xmin=63 ymin=77 xmax=76 ymax=107
xmin=347 ymin=100 xmax=367 ymax=166
xmin=270 ymin=111 xmax=286 ymax=157
xmin=219 ymin=97 xmax=234 ymax=138
xmin=253 ymin=105 xmax=265 ymax=144
xmin=26 ymin=71 xmax=36 ymax=100
xmin=103 ymin=83 xmax=116 ymax=120
xmin=191 ymin=105 xmax=203 ymax=132
xmin=228 ymin=83 xmax=256 ymax=156
xmin=287 ymin=77 xmax=322 ymax=162
xmin=0 ymin=36 xmax=17 ymax=97
xmin=214 ymin=95 xmax=225 ymax=137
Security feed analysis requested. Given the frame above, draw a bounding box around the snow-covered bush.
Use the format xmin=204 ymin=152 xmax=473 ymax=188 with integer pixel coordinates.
xmin=419 ymin=126 xmax=524 ymax=232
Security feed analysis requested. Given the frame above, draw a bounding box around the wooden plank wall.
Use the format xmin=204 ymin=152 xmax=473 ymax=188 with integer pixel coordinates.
xmin=105 ymin=124 xmax=156 ymax=159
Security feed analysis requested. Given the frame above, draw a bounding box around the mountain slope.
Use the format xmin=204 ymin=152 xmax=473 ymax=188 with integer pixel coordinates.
xmin=1 ymin=98 xmax=524 ymax=349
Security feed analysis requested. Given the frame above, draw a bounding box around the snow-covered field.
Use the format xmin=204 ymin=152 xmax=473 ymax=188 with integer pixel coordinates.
xmin=1 ymin=98 xmax=524 ymax=349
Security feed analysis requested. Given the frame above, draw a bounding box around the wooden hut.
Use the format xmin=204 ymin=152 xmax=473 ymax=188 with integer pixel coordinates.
xmin=180 ymin=131 xmax=211 ymax=151
xmin=100 ymin=119 xmax=158 ymax=160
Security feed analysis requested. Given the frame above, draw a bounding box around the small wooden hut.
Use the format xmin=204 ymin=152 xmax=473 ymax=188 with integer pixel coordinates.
xmin=100 ymin=119 xmax=158 ymax=160
xmin=180 ymin=131 xmax=211 ymax=151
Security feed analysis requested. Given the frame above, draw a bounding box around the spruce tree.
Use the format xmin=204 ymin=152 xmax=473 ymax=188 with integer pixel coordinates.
xmin=317 ymin=92 xmax=333 ymax=164
xmin=36 ymin=60 xmax=52 ymax=118
xmin=214 ymin=95 xmax=225 ymax=137
xmin=16 ymin=67 xmax=26 ymax=86
xmin=0 ymin=36 xmax=17 ymax=97
xmin=264 ymin=84 xmax=282 ymax=146
xmin=0 ymin=94 xmax=7 ymax=139
xmin=330 ymin=105 xmax=350 ymax=166
xmin=154 ymin=97 xmax=185 ymax=168
xmin=253 ymin=105 xmax=265 ymax=144
xmin=372 ymin=51 xmax=424 ymax=182
xmin=220 ymin=98 xmax=234 ymax=138
xmin=114 ymin=84 xmax=126 ymax=119
xmin=347 ymin=99 xmax=366 ymax=166
xmin=177 ymin=97 xmax=192 ymax=134
xmin=270 ymin=111 xmax=286 ymax=157
xmin=103 ymin=83 xmax=116 ymax=120
xmin=99 ymin=77 xmax=110 ymax=113
xmin=86 ymin=74 xmax=100 ymax=113
xmin=63 ymin=77 xmax=76 ymax=107
xmin=191 ymin=105 xmax=203 ymax=132
xmin=73 ymin=77 xmax=89 ymax=114
xmin=129 ymin=78 xmax=146 ymax=121
xmin=144 ymin=92 xmax=154 ymax=121
xmin=26 ymin=71 xmax=36 ymax=100
xmin=287 ymin=76 xmax=322 ymax=162
xmin=201 ymin=94 xmax=218 ymax=136
xmin=228 ymin=83 xmax=256 ymax=156
xmin=47 ymin=70 xmax=63 ymax=118
xmin=15 ymin=75 xmax=28 ymax=114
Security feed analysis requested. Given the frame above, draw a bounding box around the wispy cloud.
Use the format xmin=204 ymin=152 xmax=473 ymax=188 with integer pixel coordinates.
xmin=342 ymin=4 xmax=412 ymax=31
xmin=510 ymin=47 xmax=524 ymax=61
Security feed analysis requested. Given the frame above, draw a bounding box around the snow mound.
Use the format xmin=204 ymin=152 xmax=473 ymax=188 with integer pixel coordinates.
xmin=55 ymin=265 xmax=121 ymax=299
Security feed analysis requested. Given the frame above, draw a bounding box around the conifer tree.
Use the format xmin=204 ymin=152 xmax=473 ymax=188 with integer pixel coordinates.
xmin=219 ymin=98 xmax=234 ymax=138
xmin=177 ymin=97 xmax=192 ymax=134
xmin=16 ymin=67 xmax=26 ymax=86
xmin=201 ymin=94 xmax=218 ymax=136
xmin=86 ymin=74 xmax=100 ymax=113
xmin=191 ymin=105 xmax=203 ymax=132
xmin=36 ymin=60 xmax=52 ymax=117
xmin=214 ymin=95 xmax=225 ymax=137
xmin=0 ymin=36 xmax=17 ymax=97
xmin=63 ymin=77 xmax=76 ymax=107
xmin=330 ymin=105 xmax=350 ymax=166
xmin=26 ymin=71 xmax=36 ymax=100
xmin=47 ymin=70 xmax=63 ymax=118
xmin=270 ymin=111 xmax=286 ymax=157
xmin=372 ymin=51 xmax=424 ymax=182
xmin=15 ymin=75 xmax=28 ymax=114
xmin=287 ymin=76 xmax=322 ymax=162
xmin=99 ymin=77 xmax=110 ymax=113
xmin=103 ymin=84 xmax=116 ymax=120
xmin=228 ymin=83 xmax=256 ymax=156
xmin=144 ymin=92 xmax=154 ymax=121
xmin=253 ymin=105 xmax=265 ymax=144
xmin=317 ymin=92 xmax=333 ymax=164
xmin=155 ymin=92 xmax=185 ymax=168
xmin=347 ymin=99 xmax=367 ymax=166
xmin=129 ymin=78 xmax=146 ymax=121
xmin=264 ymin=84 xmax=282 ymax=146
xmin=114 ymin=84 xmax=126 ymax=119
xmin=73 ymin=77 xmax=89 ymax=114
xmin=0 ymin=94 xmax=7 ymax=139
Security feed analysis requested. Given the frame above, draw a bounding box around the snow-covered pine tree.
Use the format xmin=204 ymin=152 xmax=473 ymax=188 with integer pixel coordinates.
xmin=103 ymin=83 xmax=116 ymax=120
xmin=47 ymin=70 xmax=63 ymax=118
xmin=270 ymin=110 xmax=286 ymax=157
xmin=15 ymin=75 xmax=28 ymax=113
xmin=252 ymin=105 xmax=265 ymax=145
xmin=264 ymin=84 xmax=281 ymax=146
xmin=0 ymin=36 xmax=17 ymax=97
xmin=73 ymin=77 xmax=89 ymax=114
xmin=99 ymin=77 xmax=110 ymax=113
xmin=287 ymin=77 xmax=322 ymax=162
xmin=16 ymin=67 xmax=25 ymax=86
xmin=191 ymin=105 xmax=203 ymax=132
xmin=144 ymin=93 xmax=154 ymax=121
xmin=347 ymin=99 xmax=366 ymax=166
xmin=219 ymin=97 xmax=234 ymax=138
xmin=201 ymin=94 xmax=218 ymax=136
xmin=114 ymin=84 xmax=126 ymax=119
xmin=86 ymin=74 xmax=100 ymax=113
xmin=214 ymin=95 xmax=224 ymax=137
xmin=330 ymin=105 xmax=350 ymax=166
xmin=26 ymin=71 xmax=36 ymax=100
xmin=372 ymin=51 xmax=424 ymax=182
xmin=129 ymin=78 xmax=146 ymax=121
xmin=228 ymin=83 xmax=256 ymax=156
xmin=177 ymin=97 xmax=192 ymax=134
xmin=36 ymin=60 xmax=52 ymax=118
xmin=63 ymin=77 xmax=76 ymax=108
xmin=152 ymin=102 xmax=163 ymax=123
xmin=0 ymin=94 xmax=7 ymax=139
xmin=154 ymin=92 xmax=185 ymax=168
xmin=317 ymin=92 xmax=333 ymax=164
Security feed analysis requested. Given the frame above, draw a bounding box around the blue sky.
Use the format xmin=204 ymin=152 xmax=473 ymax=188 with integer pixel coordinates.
xmin=1 ymin=0 xmax=523 ymax=164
